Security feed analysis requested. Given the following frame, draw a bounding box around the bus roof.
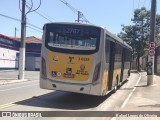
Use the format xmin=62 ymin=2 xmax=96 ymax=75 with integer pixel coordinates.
xmin=104 ymin=29 xmax=132 ymax=50
xmin=44 ymin=22 xmax=102 ymax=29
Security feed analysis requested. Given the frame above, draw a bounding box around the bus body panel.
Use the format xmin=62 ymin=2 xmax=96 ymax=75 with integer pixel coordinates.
xmin=43 ymin=30 xmax=104 ymax=96
xmin=46 ymin=79 xmax=91 ymax=94
xmin=89 ymin=31 xmax=105 ymax=95
xmin=101 ymin=70 xmax=109 ymax=94
xmin=40 ymin=22 xmax=132 ymax=96
xmin=48 ymin=51 xmax=93 ymax=82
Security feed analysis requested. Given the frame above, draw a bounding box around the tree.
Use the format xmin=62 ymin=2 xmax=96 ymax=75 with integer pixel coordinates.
xmin=118 ymin=7 xmax=160 ymax=71
xmin=156 ymin=15 xmax=160 ymax=48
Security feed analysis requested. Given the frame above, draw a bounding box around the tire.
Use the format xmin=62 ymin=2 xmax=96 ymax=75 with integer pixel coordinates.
xmin=113 ymin=75 xmax=119 ymax=93
xmin=128 ymin=69 xmax=130 ymax=76
xmin=113 ymin=84 xmax=118 ymax=93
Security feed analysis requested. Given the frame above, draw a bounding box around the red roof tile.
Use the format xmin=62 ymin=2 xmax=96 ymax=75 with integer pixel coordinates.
xmin=9 ymin=36 xmax=42 ymax=44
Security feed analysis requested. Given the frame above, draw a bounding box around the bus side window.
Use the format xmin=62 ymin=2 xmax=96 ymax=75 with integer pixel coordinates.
xmin=124 ymin=49 xmax=131 ymax=62
xmin=115 ymin=44 xmax=122 ymax=62
xmin=49 ymin=32 xmax=54 ymax=44
xmin=105 ymin=39 xmax=110 ymax=63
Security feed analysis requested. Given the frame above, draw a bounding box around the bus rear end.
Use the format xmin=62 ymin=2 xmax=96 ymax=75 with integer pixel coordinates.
xmin=40 ymin=23 xmax=103 ymax=95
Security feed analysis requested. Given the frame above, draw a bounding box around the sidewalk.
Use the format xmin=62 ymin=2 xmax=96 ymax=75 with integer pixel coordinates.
xmin=0 ymin=70 xmax=39 ymax=85
xmin=121 ymin=72 xmax=160 ymax=111
xmin=114 ymin=72 xmax=160 ymax=120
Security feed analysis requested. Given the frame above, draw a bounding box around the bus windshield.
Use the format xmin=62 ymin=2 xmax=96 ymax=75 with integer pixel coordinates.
xmin=45 ymin=24 xmax=101 ymax=54
xmin=48 ymin=33 xmax=97 ymax=50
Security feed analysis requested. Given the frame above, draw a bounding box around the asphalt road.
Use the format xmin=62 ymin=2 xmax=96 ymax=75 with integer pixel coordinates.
xmin=0 ymin=71 xmax=141 ymax=120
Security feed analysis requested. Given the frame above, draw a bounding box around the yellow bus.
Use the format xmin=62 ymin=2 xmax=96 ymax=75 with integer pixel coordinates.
xmin=40 ymin=22 xmax=132 ymax=96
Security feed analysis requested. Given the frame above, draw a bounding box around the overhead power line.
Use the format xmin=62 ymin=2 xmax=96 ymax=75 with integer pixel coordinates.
xmin=26 ymin=21 xmax=42 ymax=31
xmin=26 ymin=1 xmax=56 ymax=22
xmin=0 ymin=13 xmax=42 ymax=31
xmin=25 ymin=0 xmax=42 ymax=15
xmin=0 ymin=13 xmax=21 ymax=22
xmin=59 ymin=0 xmax=78 ymax=14
xmin=26 ymin=4 xmax=52 ymax=22
xmin=26 ymin=25 xmax=42 ymax=33
xmin=59 ymin=0 xmax=90 ymax=23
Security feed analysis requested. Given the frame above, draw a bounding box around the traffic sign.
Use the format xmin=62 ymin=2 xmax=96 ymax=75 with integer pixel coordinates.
xmin=148 ymin=49 xmax=155 ymax=56
xmin=149 ymin=42 xmax=156 ymax=49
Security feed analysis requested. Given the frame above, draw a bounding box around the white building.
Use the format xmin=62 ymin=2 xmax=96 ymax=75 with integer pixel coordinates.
xmin=0 ymin=34 xmax=41 ymax=71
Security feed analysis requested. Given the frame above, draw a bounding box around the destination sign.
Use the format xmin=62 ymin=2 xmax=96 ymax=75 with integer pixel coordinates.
xmin=64 ymin=28 xmax=81 ymax=35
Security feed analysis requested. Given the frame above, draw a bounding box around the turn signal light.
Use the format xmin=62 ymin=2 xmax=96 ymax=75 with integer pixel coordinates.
xmin=41 ymin=57 xmax=46 ymax=78
xmin=92 ymin=62 xmax=101 ymax=84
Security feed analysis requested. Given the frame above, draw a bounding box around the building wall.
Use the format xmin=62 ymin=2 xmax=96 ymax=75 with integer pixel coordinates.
xmin=25 ymin=56 xmax=35 ymax=71
xmin=35 ymin=57 xmax=40 ymax=70
xmin=0 ymin=34 xmax=41 ymax=71
xmin=0 ymin=34 xmax=19 ymax=69
xmin=26 ymin=42 xmax=41 ymax=71
xmin=0 ymin=47 xmax=19 ymax=69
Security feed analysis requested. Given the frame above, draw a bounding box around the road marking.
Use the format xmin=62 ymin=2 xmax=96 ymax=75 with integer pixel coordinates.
xmin=0 ymin=84 xmax=38 ymax=92
xmin=111 ymin=72 xmax=142 ymax=120
xmin=0 ymin=102 xmax=15 ymax=109
xmin=120 ymin=72 xmax=141 ymax=109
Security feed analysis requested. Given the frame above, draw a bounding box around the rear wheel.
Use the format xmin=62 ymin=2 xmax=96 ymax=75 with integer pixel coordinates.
xmin=113 ymin=75 xmax=119 ymax=93
xmin=128 ymin=69 xmax=130 ymax=76
xmin=113 ymin=84 xmax=118 ymax=93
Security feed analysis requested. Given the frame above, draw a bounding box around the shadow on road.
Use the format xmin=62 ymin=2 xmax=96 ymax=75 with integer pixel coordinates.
xmin=130 ymin=70 xmax=138 ymax=73
xmin=135 ymin=85 xmax=147 ymax=87
xmin=138 ymin=104 xmax=160 ymax=108
xmin=15 ymin=91 xmax=112 ymax=110
xmin=0 ymin=78 xmax=18 ymax=80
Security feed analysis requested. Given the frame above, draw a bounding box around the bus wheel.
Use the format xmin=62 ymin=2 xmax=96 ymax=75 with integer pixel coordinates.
xmin=113 ymin=84 xmax=117 ymax=93
xmin=128 ymin=69 xmax=130 ymax=76
xmin=113 ymin=75 xmax=119 ymax=93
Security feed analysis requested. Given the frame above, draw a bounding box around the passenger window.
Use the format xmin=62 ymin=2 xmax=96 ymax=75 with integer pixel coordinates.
xmin=105 ymin=39 xmax=110 ymax=63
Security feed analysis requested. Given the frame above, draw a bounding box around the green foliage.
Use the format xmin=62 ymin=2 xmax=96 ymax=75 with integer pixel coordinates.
xmin=118 ymin=7 xmax=160 ymax=58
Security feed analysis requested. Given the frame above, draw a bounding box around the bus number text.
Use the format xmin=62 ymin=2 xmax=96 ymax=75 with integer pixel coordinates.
xmin=78 ymin=57 xmax=89 ymax=61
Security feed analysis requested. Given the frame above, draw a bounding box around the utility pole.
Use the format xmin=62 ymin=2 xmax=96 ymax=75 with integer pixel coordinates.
xmin=15 ymin=27 xmax=17 ymax=38
xmin=77 ymin=11 xmax=80 ymax=22
xmin=18 ymin=0 xmax=26 ymax=80
xmin=147 ymin=0 xmax=156 ymax=85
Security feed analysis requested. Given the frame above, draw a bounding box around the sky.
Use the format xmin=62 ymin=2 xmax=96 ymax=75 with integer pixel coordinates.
xmin=0 ymin=0 xmax=160 ymax=37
